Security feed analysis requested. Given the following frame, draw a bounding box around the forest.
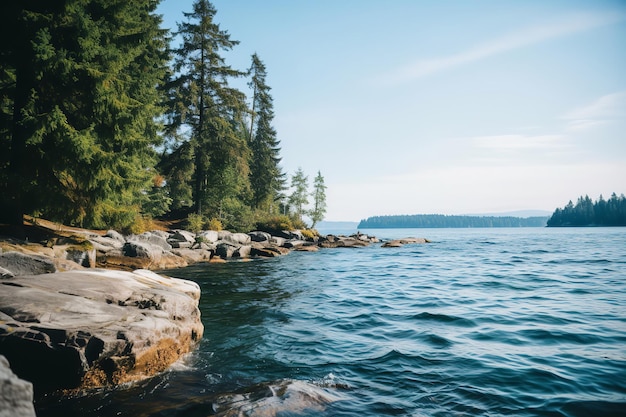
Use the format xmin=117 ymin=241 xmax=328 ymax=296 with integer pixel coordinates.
xmin=546 ymin=193 xmax=626 ymax=227
xmin=358 ymin=214 xmax=549 ymax=229
xmin=0 ymin=0 xmax=326 ymax=233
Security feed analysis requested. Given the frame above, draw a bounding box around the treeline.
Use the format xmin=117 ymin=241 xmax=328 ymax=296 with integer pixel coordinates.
xmin=358 ymin=215 xmax=548 ymax=229
xmin=0 ymin=0 xmax=325 ymax=233
xmin=547 ymin=193 xmax=626 ymax=227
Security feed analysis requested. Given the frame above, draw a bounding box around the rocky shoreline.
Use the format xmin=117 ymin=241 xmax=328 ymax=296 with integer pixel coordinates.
xmin=0 ymin=223 xmax=429 ymax=415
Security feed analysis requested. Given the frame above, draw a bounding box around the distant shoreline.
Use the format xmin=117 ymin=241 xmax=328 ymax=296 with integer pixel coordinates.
xmin=358 ymin=214 xmax=549 ymax=229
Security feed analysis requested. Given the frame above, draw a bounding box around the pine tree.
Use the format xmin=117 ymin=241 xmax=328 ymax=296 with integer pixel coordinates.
xmin=164 ymin=0 xmax=248 ymax=217
xmin=288 ymin=167 xmax=309 ymax=221
xmin=309 ymin=171 xmax=327 ymax=228
xmin=247 ymin=53 xmax=284 ymax=211
xmin=0 ymin=1 xmax=168 ymax=228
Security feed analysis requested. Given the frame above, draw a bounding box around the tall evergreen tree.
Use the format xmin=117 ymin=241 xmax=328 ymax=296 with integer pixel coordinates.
xmin=247 ymin=53 xmax=284 ymax=211
xmin=164 ymin=0 xmax=248 ymax=217
xmin=288 ymin=167 xmax=309 ymax=220
xmin=0 ymin=0 xmax=168 ymax=228
xmin=309 ymin=171 xmax=327 ymax=228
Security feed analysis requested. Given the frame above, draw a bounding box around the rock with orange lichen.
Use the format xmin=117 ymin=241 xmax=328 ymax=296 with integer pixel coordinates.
xmin=0 ymin=269 xmax=203 ymax=394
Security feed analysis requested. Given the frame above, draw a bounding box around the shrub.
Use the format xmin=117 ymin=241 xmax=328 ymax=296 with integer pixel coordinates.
xmin=186 ymin=213 xmax=206 ymax=233
xmin=207 ymin=217 xmax=223 ymax=231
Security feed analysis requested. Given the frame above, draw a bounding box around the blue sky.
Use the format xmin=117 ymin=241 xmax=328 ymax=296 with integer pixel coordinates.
xmin=157 ymin=0 xmax=626 ymax=221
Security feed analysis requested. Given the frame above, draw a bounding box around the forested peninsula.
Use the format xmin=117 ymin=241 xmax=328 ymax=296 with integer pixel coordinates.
xmin=358 ymin=215 xmax=549 ymax=229
xmin=547 ymin=193 xmax=626 ymax=227
xmin=0 ymin=0 xmax=326 ymax=234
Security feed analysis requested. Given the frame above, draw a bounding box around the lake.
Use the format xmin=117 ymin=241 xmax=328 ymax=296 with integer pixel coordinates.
xmin=36 ymin=227 xmax=626 ymax=416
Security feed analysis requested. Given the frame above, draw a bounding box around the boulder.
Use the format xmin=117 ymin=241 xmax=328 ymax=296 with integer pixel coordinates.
xmin=295 ymin=245 xmax=319 ymax=252
xmin=224 ymin=233 xmax=251 ymax=245
xmin=0 ymin=252 xmax=57 ymax=276
xmin=122 ymin=241 xmax=163 ymax=263
xmin=168 ymin=230 xmax=196 ymax=245
xmin=251 ymin=245 xmax=290 ymax=258
xmin=65 ymin=246 xmax=96 ymax=268
xmin=233 ymin=245 xmax=252 ymax=258
xmin=88 ymin=236 xmax=124 ymax=253
xmin=128 ymin=232 xmax=172 ymax=251
xmin=105 ymin=230 xmax=125 ymax=243
xmin=270 ymin=236 xmax=287 ymax=247
xmin=198 ymin=230 xmax=219 ymax=243
xmin=215 ymin=242 xmax=239 ymax=259
xmin=168 ymin=241 xmax=193 ymax=249
xmin=248 ymin=231 xmax=271 ymax=242
xmin=0 ymin=354 xmax=36 ymax=417
xmin=283 ymin=240 xmax=308 ymax=249
xmin=0 ymin=269 xmax=203 ymax=393
xmin=217 ymin=231 xmax=232 ymax=241
xmin=171 ymin=248 xmax=212 ymax=263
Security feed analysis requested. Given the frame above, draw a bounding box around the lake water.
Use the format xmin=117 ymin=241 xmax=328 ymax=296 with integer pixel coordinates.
xmin=36 ymin=228 xmax=626 ymax=416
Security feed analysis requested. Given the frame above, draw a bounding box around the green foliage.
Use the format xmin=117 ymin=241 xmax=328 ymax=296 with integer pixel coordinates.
xmin=256 ymin=215 xmax=296 ymax=233
xmin=288 ymin=167 xmax=309 ymax=219
xmin=164 ymin=0 xmax=248 ymax=216
xmin=0 ymin=0 xmax=168 ymax=227
xmin=547 ymin=193 xmax=626 ymax=227
xmin=207 ymin=217 xmax=223 ymax=231
xmin=248 ymin=53 xmax=285 ymax=210
xmin=309 ymin=171 xmax=327 ymax=228
xmin=218 ymin=197 xmax=255 ymax=232
xmin=186 ymin=213 xmax=206 ymax=233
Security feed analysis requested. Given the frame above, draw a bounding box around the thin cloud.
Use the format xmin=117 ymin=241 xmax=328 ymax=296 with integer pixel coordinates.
xmin=564 ymin=91 xmax=626 ymax=131
xmin=382 ymin=11 xmax=626 ymax=84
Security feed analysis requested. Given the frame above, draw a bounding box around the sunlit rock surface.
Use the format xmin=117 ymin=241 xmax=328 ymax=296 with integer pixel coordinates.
xmin=0 ymin=269 xmax=203 ymax=394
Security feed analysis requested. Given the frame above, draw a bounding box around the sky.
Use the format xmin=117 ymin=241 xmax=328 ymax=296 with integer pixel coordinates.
xmin=157 ymin=0 xmax=626 ymax=221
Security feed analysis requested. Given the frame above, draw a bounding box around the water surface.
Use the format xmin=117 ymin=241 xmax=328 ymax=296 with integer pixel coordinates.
xmin=37 ymin=228 xmax=626 ymax=416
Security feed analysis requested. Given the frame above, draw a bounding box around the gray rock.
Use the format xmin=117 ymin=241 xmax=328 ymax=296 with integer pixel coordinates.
xmin=224 ymin=233 xmax=251 ymax=245
xmin=0 ymin=354 xmax=36 ymax=417
xmin=0 ymin=267 xmax=14 ymax=279
xmin=105 ymin=230 xmax=125 ymax=242
xmin=248 ymin=231 xmax=272 ymax=242
xmin=169 ymin=230 xmax=196 ymax=244
xmin=128 ymin=232 xmax=172 ymax=251
xmin=122 ymin=241 xmax=163 ymax=263
xmin=270 ymin=236 xmax=286 ymax=247
xmin=0 ymin=269 xmax=203 ymax=393
xmin=169 ymin=241 xmax=193 ymax=249
xmin=215 ymin=242 xmax=238 ymax=259
xmin=283 ymin=239 xmax=308 ymax=249
xmin=197 ymin=230 xmax=219 ymax=243
xmin=65 ymin=246 xmax=96 ymax=268
xmin=0 ymin=252 xmax=57 ymax=276
xmin=233 ymin=245 xmax=252 ymax=258
xmin=217 ymin=231 xmax=232 ymax=240
xmin=89 ymin=236 xmax=124 ymax=253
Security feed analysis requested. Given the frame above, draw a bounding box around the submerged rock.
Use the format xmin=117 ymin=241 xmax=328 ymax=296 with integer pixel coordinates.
xmin=0 ymin=269 xmax=203 ymax=394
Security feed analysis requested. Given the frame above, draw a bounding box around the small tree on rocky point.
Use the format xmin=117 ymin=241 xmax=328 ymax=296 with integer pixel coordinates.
xmin=309 ymin=171 xmax=327 ymax=228
xmin=288 ymin=168 xmax=309 ymax=221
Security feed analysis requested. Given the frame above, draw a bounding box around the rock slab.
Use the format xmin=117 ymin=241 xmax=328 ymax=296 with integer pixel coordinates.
xmin=0 ymin=269 xmax=203 ymax=394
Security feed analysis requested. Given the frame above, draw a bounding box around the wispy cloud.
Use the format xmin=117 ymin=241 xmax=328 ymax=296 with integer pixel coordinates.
xmin=472 ymin=134 xmax=566 ymax=151
xmin=382 ymin=11 xmax=626 ymax=84
xmin=563 ymin=91 xmax=626 ymax=131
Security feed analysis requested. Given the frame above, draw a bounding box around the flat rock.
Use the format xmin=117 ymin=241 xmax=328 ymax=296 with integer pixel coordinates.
xmin=0 ymin=269 xmax=203 ymax=394
xmin=382 ymin=238 xmax=430 ymax=247
xmin=0 ymin=252 xmax=57 ymax=277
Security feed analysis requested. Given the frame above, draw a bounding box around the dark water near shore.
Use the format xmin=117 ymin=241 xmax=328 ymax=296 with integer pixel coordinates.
xmin=37 ymin=228 xmax=626 ymax=416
